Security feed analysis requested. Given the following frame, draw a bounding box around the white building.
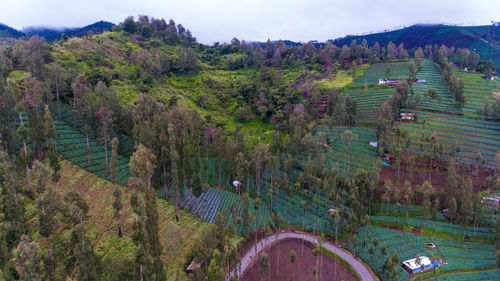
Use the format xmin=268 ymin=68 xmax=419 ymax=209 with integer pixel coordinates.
xmin=402 ymin=256 xmax=440 ymax=273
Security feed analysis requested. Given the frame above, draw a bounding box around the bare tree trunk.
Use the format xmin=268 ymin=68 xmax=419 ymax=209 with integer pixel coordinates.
xmin=175 ymin=193 xmax=179 ymax=222
xmin=140 ymin=263 xmax=143 ymax=281
xmin=8 ymin=171 xmax=17 ymax=203
xmin=47 ymin=237 xmax=53 ymax=281
xmin=217 ymin=159 xmax=221 ymax=187
xmin=163 ymin=165 xmax=168 ymax=200
xmin=347 ymin=151 xmax=350 ymax=178
xmin=117 ymin=214 xmax=122 ymax=238
xmin=86 ymin=132 xmax=90 ymax=165
xmin=55 ymin=74 xmax=61 ymax=118
xmin=168 ymin=253 xmax=171 ymax=281
xmin=73 ymin=98 xmax=76 ymax=129
xmin=10 ymin=60 xmax=14 ymax=82
xmin=104 ymin=128 xmax=108 ymax=176
xmin=26 ymin=163 xmax=31 ymax=190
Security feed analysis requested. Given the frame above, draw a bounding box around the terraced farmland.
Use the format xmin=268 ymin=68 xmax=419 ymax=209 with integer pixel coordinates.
xmin=271 ymin=189 xmax=343 ymax=233
xmin=54 ymin=118 xmax=132 ymax=185
xmin=346 ymin=225 xmax=496 ymax=281
xmin=344 ymin=88 xmax=393 ymax=122
xmin=454 ymin=70 xmax=499 ymax=118
xmin=435 ymin=269 xmax=499 ymax=280
xmin=409 ymin=60 xmax=461 ymax=114
xmin=158 ymin=186 xmax=271 ymax=232
xmin=54 ymin=103 xmax=136 ymax=157
xmin=313 ymin=126 xmax=379 ymax=178
xmin=353 ymin=61 xmax=410 ymax=86
xmin=395 ymin=110 xmax=500 ymax=168
xmin=25 ymin=160 xmax=212 ymax=281
xmin=370 ymin=216 xmax=496 ymax=240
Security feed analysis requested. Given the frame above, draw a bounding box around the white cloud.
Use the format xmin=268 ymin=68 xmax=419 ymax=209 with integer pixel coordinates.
xmin=0 ymin=0 xmax=498 ymax=43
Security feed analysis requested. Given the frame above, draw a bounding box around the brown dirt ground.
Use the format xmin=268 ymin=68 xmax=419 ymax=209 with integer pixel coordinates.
xmin=379 ymin=155 xmax=494 ymax=193
xmin=240 ymin=238 xmax=358 ymax=281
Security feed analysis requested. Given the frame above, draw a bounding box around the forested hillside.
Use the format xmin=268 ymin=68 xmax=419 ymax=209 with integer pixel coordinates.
xmin=0 ymin=15 xmax=499 ymax=281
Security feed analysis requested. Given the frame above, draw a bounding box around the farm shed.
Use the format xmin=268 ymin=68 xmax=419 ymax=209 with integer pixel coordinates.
xmin=378 ymin=79 xmax=399 ymax=86
xmin=402 ymin=256 xmax=440 ymax=273
xmin=186 ymin=261 xmax=200 ymax=276
xmin=327 ymin=208 xmax=338 ymax=215
xmin=482 ymin=197 xmax=500 ymax=206
xmin=398 ymin=112 xmax=416 ymax=120
xmin=416 ymin=78 xmax=426 ymax=83
xmin=369 ymin=141 xmax=378 ymax=147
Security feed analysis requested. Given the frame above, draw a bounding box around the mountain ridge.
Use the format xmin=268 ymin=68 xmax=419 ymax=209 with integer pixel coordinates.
xmin=0 ymin=20 xmax=114 ymax=41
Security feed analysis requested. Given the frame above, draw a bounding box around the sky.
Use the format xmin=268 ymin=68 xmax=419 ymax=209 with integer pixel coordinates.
xmin=0 ymin=0 xmax=498 ymax=44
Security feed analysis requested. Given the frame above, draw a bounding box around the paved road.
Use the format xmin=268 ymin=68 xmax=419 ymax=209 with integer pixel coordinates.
xmin=227 ymin=231 xmax=376 ymax=281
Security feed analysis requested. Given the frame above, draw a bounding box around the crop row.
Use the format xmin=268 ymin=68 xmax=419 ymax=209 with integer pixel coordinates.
xmin=370 ymin=216 xmax=496 ymax=239
xmin=353 ymin=61 xmax=410 ymax=86
xmin=346 ymin=225 xmax=495 ymax=280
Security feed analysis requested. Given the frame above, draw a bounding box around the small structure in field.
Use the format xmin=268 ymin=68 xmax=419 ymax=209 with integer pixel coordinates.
xmin=378 ymin=79 xmax=399 ymax=86
xmin=316 ymin=141 xmax=332 ymax=149
xmin=369 ymin=141 xmax=378 ymax=147
xmin=482 ymin=197 xmax=500 ymax=206
xmin=416 ymin=79 xmax=426 ymax=83
xmin=398 ymin=112 xmax=416 ymax=120
xmin=327 ymin=208 xmax=338 ymax=216
xmin=402 ymin=256 xmax=440 ymax=273
xmin=186 ymin=261 xmax=200 ymax=276
xmin=233 ymin=180 xmax=242 ymax=191
xmin=425 ymin=242 xmax=436 ymax=249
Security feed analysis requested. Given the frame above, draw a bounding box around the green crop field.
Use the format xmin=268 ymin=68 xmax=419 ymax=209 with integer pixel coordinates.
xmin=454 ymin=70 xmax=500 ymax=118
xmin=353 ymin=61 xmax=410 ymax=86
xmin=346 ymin=225 xmax=496 ymax=281
xmin=394 ymin=109 xmax=500 ymax=168
xmin=409 ymin=60 xmax=461 ymax=114
xmin=370 ymin=216 xmax=496 ymax=240
xmin=344 ymin=88 xmax=394 ymax=122
xmin=311 ymin=126 xmax=379 ymax=178
xmin=434 ymin=269 xmax=499 ymax=280
xmin=54 ymin=116 xmax=133 ymax=185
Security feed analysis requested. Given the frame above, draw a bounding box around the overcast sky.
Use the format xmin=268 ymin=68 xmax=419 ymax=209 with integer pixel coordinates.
xmin=1 ymin=0 xmax=498 ymax=44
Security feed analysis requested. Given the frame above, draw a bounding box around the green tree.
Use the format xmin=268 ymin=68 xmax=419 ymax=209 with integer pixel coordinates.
xmin=110 ymin=137 xmax=119 ymax=185
xmin=12 ymin=235 xmax=42 ymax=281
xmin=113 ymin=186 xmax=123 ymax=238
xmin=341 ymin=130 xmax=358 ymax=178
xmin=96 ymin=107 xmax=114 ymax=176
xmin=259 ymin=252 xmax=269 ymax=281
xmin=130 ymin=144 xmax=157 ymax=190
xmin=290 ymin=250 xmax=296 ymax=281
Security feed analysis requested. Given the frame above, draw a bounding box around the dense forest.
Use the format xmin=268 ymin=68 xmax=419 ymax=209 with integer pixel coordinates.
xmin=0 ymin=15 xmax=499 ymax=281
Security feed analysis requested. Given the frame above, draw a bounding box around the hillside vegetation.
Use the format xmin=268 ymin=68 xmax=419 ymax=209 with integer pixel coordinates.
xmin=0 ymin=15 xmax=499 ymax=281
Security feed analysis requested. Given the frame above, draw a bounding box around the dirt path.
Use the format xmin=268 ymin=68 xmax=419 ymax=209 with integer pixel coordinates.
xmin=227 ymin=231 xmax=377 ymax=281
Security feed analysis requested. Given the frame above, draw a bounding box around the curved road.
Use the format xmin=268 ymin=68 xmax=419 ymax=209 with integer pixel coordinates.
xmin=227 ymin=231 xmax=376 ymax=281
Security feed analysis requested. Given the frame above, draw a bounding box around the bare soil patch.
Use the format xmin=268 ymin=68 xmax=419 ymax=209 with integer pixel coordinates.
xmin=240 ymin=238 xmax=358 ymax=281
